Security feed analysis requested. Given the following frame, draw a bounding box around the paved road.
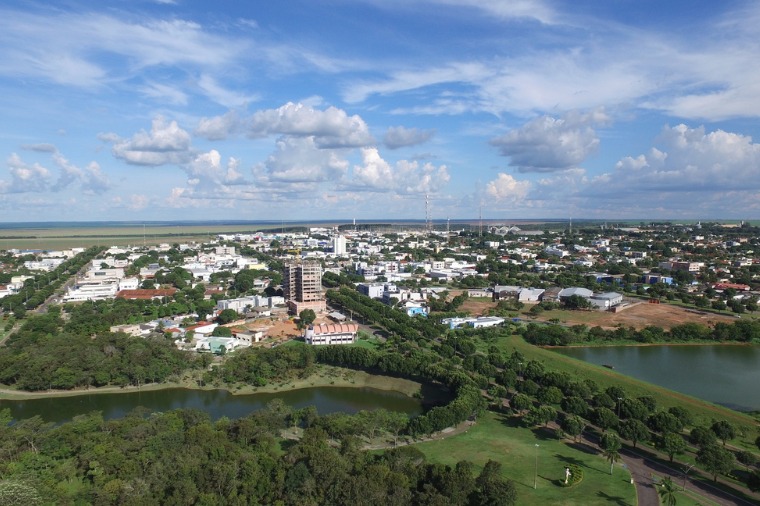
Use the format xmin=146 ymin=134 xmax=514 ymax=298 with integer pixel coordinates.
xmin=620 ymin=445 xmax=760 ymax=506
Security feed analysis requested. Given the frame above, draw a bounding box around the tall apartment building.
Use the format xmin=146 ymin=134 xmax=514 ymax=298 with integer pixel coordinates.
xmin=282 ymin=261 xmax=326 ymax=314
xmin=333 ymin=235 xmax=347 ymax=255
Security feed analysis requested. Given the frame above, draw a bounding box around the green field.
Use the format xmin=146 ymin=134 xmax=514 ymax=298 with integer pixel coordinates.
xmin=0 ymin=224 xmax=274 ymax=249
xmin=417 ymin=411 xmax=636 ymax=506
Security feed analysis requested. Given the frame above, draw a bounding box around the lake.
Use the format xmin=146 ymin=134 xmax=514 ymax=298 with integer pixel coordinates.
xmin=553 ymin=344 xmax=760 ymax=412
xmin=3 ymin=386 xmax=427 ymax=424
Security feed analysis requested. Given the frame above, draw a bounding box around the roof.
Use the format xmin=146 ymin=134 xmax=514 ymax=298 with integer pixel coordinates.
xmin=311 ymin=323 xmax=359 ymax=335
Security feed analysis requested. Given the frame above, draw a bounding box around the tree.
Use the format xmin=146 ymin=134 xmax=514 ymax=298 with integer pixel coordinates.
xmin=471 ymin=460 xmax=517 ymax=506
xmin=593 ymin=407 xmax=619 ymax=432
xmin=560 ymin=414 xmax=585 ymax=442
xmin=690 ymin=425 xmax=717 ymax=448
xmin=659 ymin=432 xmax=687 ymax=463
xmin=299 ymin=309 xmax=317 ymax=328
xmin=658 ymin=476 xmax=677 ymax=506
xmin=600 ymin=432 xmax=621 ymax=475
xmin=647 ymin=411 xmax=683 ymax=435
xmin=697 ymin=444 xmax=734 ymax=482
xmin=618 ymin=419 xmax=650 ymax=448
xmin=217 ymin=309 xmax=238 ymax=324
xmin=212 ymin=326 xmax=232 ymax=337
xmin=737 ymin=450 xmax=758 ymax=471
xmin=710 ymin=420 xmax=735 ymax=446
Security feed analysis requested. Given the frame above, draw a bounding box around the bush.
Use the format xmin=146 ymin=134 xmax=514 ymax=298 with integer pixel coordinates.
xmin=559 ymin=464 xmax=583 ymax=487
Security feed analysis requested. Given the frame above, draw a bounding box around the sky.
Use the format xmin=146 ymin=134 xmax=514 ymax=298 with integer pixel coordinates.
xmin=2 ymin=0 xmax=760 ymax=223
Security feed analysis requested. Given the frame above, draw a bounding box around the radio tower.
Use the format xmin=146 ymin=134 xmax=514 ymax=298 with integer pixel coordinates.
xmin=425 ymin=193 xmax=432 ymax=233
xmin=479 ymin=205 xmax=483 ymax=237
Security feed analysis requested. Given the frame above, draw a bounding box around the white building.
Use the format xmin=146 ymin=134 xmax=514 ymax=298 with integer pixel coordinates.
xmin=333 ymin=235 xmax=347 ymax=255
xmin=304 ymin=323 xmax=358 ymax=345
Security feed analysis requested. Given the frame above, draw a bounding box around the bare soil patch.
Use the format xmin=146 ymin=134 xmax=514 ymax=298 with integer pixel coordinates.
xmin=535 ymin=302 xmax=737 ymax=330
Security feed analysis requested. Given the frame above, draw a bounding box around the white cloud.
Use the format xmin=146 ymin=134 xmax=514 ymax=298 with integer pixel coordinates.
xmin=21 ymin=143 xmax=57 ymax=153
xmin=108 ymin=116 xmax=192 ymax=166
xmin=139 ymin=82 xmax=188 ymax=106
xmin=485 ymin=173 xmax=531 ymax=202
xmin=194 ymin=111 xmax=241 ymax=141
xmin=0 ymin=153 xmax=52 ymax=193
xmin=186 ymin=150 xmax=246 ymax=186
xmin=198 ymin=74 xmax=258 ymax=108
xmin=350 ymin=147 xmax=450 ymax=194
xmin=249 ymin=102 xmax=374 ymax=148
xmin=261 ymin=136 xmax=349 ymax=183
xmin=0 ymin=12 xmax=248 ymax=88
xmin=383 ymin=126 xmax=435 ymax=149
xmin=490 ymin=109 xmax=608 ymax=172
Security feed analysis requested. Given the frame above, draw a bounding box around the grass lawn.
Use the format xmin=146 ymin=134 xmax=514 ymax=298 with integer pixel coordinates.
xmin=416 ymin=411 xmax=637 ymax=506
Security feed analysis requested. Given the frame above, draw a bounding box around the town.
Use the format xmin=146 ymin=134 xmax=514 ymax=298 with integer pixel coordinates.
xmin=1 ymin=220 xmax=759 ymax=506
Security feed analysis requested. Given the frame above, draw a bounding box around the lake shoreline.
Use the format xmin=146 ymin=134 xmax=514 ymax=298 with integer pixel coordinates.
xmin=541 ymin=340 xmax=757 ymax=349
xmin=0 ymin=367 xmax=423 ymax=401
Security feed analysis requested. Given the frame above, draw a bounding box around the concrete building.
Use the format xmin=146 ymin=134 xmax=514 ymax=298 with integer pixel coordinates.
xmin=332 ymin=235 xmax=347 ymax=255
xmin=304 ymin=323 xmax=358 ymax=345
xmin=589 ymin=292 xmax=623 ymax=310
xmin=283 ymin=261 xmax=326 ymax=314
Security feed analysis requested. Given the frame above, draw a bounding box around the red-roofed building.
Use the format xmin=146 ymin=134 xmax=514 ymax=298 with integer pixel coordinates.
xmin=713 ymin=283 xmax=751 ymax=292
xmin=116 ymin=288 xmax=177 ymax=300
xmin=304 ymin=323 xmax=358 ymax=345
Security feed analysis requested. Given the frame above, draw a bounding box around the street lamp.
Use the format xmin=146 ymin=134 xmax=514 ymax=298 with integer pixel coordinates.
xmin=534 ymin=444 xmax=539 ymax=489
xmin=682 ymin=463 xmax=695 ymax=491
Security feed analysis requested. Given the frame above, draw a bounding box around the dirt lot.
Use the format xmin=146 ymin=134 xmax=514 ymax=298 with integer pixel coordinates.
xmin=456 ymin=294 xmax=738 ymax=330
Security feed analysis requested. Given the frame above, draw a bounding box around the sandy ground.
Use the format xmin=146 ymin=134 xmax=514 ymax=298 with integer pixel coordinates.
xmin=456 ymin=293 xmax=738 ymax=330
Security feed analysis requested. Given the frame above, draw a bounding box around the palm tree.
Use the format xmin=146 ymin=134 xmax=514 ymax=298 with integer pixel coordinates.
xmin=603 ymin=447 xmax=620 ymax=475
xmin=658 ymin=476 xmax=677 ymax=506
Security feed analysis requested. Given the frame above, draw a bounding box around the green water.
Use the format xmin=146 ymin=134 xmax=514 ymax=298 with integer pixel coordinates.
xmin=553 ymin=344 xmax=760 ymax=411
xmin=2 ymin=385 xmax=428 ymax=423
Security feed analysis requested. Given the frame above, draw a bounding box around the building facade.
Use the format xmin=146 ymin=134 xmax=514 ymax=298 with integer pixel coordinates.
xmin=283 ymin=261 xmax=326 ymax=314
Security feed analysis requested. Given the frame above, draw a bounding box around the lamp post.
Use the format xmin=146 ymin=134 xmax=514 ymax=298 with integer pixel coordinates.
xmin=682 ymin=463 xmax=695 ymax=491
xmin=534 ymin=444 xmax=539 ymax=489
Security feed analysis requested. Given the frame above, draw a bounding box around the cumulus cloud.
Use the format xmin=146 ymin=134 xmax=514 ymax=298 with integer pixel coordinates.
xmin=249 ymin=102 xmax=374 ymax=148
xmin=490 ymin=109 xmax=609 ymax=173
xmin=383 ymin=126 xmax=435 ymax=149
xmin=261 ymin=136 xmax=349 ymax=183
xmin=194 ymin=111 xmax=240 ymax=140
xmin=604 ymin=124 xmax=760 ymax=193
xmin=1 ymin=153 xmax=52 ymax=193
xmin=51 ymin=152 xmax=111 ymax=194
xmin=107 ymin=116 xmax=192 ymax=166
xmin=485 ymin=173 xmax=531 ymax=202
xmin=185 ymin=150 xmax=246 ymax=186
xmin=350 ymin=147 xmax=450 ymax=194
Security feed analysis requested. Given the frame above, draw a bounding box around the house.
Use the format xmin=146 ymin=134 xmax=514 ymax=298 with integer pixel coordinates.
xmin=304 ymin=323 xmax=358 ymax=345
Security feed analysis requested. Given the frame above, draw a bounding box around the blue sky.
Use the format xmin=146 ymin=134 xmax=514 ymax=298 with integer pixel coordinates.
xmin=2 ymin=0 xmax=760 ymax=222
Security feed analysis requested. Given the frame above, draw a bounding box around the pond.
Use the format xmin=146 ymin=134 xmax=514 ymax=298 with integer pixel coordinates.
xmin=552 ymin=344 xmax=760 ymax=412
xmin=3 ymin=385 xmax=430 ymax=424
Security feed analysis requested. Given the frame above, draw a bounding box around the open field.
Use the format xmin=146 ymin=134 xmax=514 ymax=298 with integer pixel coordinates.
xmin=417 ymin=410 xmax=637 ymax=506
xmin=456 ymin=294 xmax=740 ymax=330
xmin=531 ymin=302 xmax=739 ymax=330
xmin=0 ymin=224 xmax=278 ymax=250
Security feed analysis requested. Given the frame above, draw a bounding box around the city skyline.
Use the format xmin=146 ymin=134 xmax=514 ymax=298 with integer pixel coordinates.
xmin=2 ymin=1 xmax=760 ymax=222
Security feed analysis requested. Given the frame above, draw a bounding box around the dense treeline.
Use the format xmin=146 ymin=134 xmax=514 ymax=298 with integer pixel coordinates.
xmin=0 ymin=407 xmax=517 ymax=505
xmin=208 ymin=344 xmax=318 ymax=386
xmin=314 ymin=345 xmax=486 ymax=436
xmin=327 ymin=287 xmax=445 ymax=341
xmin=0 ymin=310 xmax=195 ymax=390
xmin=521 ymin=319 xmax=760 ymax=346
